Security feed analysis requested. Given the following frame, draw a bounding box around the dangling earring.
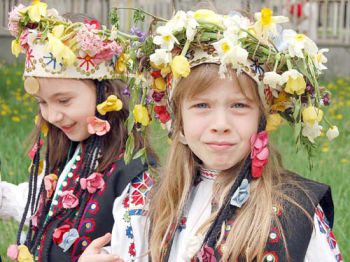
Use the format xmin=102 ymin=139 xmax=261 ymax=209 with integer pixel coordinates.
xmin=179 ymin=132 xmax=187 ymax=145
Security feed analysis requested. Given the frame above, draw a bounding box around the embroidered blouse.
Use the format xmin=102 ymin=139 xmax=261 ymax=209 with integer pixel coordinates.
xmin=110 ymin=167 xmax=343 ymax=262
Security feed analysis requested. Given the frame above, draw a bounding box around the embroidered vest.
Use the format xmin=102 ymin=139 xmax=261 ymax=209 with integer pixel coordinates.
xmin=37 ymin=157 xmax=153 ymax=262
xmin=211 ymin=173 xmax=334 ymax=262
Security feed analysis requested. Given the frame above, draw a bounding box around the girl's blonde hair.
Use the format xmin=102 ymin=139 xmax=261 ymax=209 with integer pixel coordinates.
xmin=149 ymin=64 xmax=313 ymax=261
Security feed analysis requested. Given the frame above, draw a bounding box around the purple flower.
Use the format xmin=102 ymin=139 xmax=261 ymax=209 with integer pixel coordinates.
xmin=122 ymin=87 xmax=130 ymax=97
xmin=130 ymin=27 xmax=147 ymax=42
xmin=306 ymin=84 xmax=315 ymax=94
xmin=322 ymin=93 xmax=331 ymax=106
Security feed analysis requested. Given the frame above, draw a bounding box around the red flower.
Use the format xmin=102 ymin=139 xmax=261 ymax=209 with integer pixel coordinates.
xmin=129 ymin=243 xmax=136 ymax=256
xmin=84 ymin=19 xmax=101 ymax=29
xmin=250 ymin=131 xmax=269 ymax=178
xmin=154 ymin=105 xmax=171 ymax=124
xmin=52 ymin=225 xmax=71 ymax=244
xmin=151 ymin=70 xmax=162 ymax=78
xmin=80 ymin=172 xmax=105 ymax=194
xmin=61 ymin=190 xmax=79 ymax=209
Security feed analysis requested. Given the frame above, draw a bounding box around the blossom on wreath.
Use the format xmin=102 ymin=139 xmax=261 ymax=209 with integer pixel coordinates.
xmin=281 ymin=69 xmax=306 ymax=95
xmin=314 ymin=48 xmax=329 ymax=71
xmin=97 ymin=95 xmax=123 ymax=115
xmin=302 ymin=105 xmax=324 ymax=125
xmin=302 ymin=122 xmax=322 ymax=143
xmin=154 ymin=105 xmax=171 ymax=124
xmin=133 ymin=104 xmax=150 ymax=126
xmin=250 ymin=131 xmax=269 ymax=178
xmin=153 ymin=26 xmax=179 ymax=51
xmin=254 ymin=8 xmax=289 ymax=39
xmin=8 ymin=4 xmax=26 ymax=36
xmin=61 ymin=190 xmax=79 ymax=209
xmin=222 ymin=14 xmax=250 ymax=39
xmin=80 ymin=172 xmax=105 ymax=194
xmin=46 ymin=33 xmax=76 ymax=65
xmin=263 ymin=71 xmax=284 ymax=90
xmin=11 ymin=40 xmax=21 ymax=57
xmin=167 ymin=11 xmax=199 ymax=41
xmin=150 ymin=49 xmax=172 ymax=68
xmin=266 ymin=114 xmax=283 ymax=132
xmin=87 ymin=116 xmax=111 ymax=136
xmin=283 ymin=29 xmax=318 ymax=58
xmin=152 ymin=77 xmax=167 ymax=92
xmin=193 ymin=9 xmax=223 ymax=27
xmin=213 ymin=37 xmax=248 ymax=78
xmin=24 ymin=0 xmax=47 ymax=23
xmin=326 ymin=126 xmax=339 ymax=141
xmin=171 ymin=55 xmax=190 ymax=78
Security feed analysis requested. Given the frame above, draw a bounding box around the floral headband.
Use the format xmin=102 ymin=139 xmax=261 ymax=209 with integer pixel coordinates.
xmin=122 ymin=8 xmax=339 ymax=163
xmin=8 ymin=0 xmax=142 ymax=95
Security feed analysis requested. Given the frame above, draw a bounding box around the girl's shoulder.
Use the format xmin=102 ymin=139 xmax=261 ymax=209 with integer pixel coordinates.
xmin=278 ymin=171 xmax=334 ymax=227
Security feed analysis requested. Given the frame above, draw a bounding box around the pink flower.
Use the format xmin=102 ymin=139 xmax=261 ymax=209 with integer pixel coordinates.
xmin=61 ymin=190 xmax=79 ymax=209
xmin=31 ymin=196 xmax=44 ymax=228
xmin=93 ymin=41 xmax=123 ymax=64
xmin=44 ymin=174 xmax=58 ymax=198
xmin=197 ymin=244 xmax=217 ymax=262
xmin=80 ymin=172 xmax=105 ymax=194
xmin=87 ymin=116 xmax=111 ymax=136
xmin=84 ymin=18 xmax=101 ymax=29
xmin=19 ymin=29 xmax=30 ymax=50
xmin=7 ymin=244 xmax=19 ymax=260
xmin=8 ymin=4 xmax=26 ymax=36
xmin=250 ymin=131 xmax=269 ymax=178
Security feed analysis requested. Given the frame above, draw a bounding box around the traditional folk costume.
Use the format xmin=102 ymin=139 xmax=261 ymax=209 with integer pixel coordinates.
xmin=1 ymin=1 xmax=154 ymax=261
xmin=109 ymin=7 xmax=342 ymax=262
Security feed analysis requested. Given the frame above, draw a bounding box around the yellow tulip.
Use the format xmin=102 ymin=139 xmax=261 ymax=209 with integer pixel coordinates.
xmin=153 ymin=77 xmax=166 ymax=92
xmin=115 ymin=53 xmax=129 ymax=73
xmin=52 ymin=25 xmax=65 ymax=38
xmin=17 ymin=245 xmax=34 ymax=262
xmin=266 ymin=114 xmax=283 ymax=132
xmin=27 ymin=0 xmax=47 ymax=22
xmin=171 ymin=55 xmax=190 ymax=78
xmin=11 ymin=40 xmax=21 ymax=57
xmin=133 ymin=104 xmax=150 ymax=126
xmin=302 ymin=106 xmax=323 ymax=125
xmin=62 ymin=46 xmax=76 ymax=65
xmin=46 ymin=33 xmax=66 ymax=62
xmin=284 ymin=75 xmax=306 ymax=95
xmin=97 ymin=95 xmax=123 ymax=115
xmin=193 ymin=9 xmax=223 ymax=27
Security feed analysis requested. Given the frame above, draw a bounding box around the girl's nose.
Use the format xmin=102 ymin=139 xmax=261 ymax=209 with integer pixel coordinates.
xmin=211 ymin=110 xmax=231 ymax=133
xmin=47 ymin=107 xmax=63 ymax=124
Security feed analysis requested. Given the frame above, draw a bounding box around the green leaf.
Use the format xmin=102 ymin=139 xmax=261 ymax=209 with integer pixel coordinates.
xmin=126 ymin=114 xmax=135 ymax=135
xmin=294 ymin=122 xmax=302 ymax=145
xmin=293 ymin=98 xmax=301 ymax=120
xmin=133 ymin=9 xmax=146 ymax=24
xmin=124 ymin=135 xmax=135 ymax=164
xmin=132 ymin=147 xmax=146 ymax=160
xmin=109 ymin=9 xmax=120 ymax=29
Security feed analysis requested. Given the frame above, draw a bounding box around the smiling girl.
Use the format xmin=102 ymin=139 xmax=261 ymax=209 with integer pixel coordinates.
xmin=0 ymin=2 xmax=155 ymax=262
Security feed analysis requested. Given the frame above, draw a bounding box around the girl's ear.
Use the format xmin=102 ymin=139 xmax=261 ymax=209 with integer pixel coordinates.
xmin=179 ymin=131 xmax=188 ymax=145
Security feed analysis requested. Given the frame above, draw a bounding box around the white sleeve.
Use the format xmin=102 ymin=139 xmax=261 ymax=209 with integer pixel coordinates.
xmin=111 ymin=172 xmax=152 ymax=262
xmin=0 ymin=175 xmax=44 ymax=224
xmin=304 ymin=205 xmax=343 ymax=262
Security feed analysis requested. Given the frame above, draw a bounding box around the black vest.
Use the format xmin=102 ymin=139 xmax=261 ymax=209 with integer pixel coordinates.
xmin=37 ymin=157 xmax=152 ymax=261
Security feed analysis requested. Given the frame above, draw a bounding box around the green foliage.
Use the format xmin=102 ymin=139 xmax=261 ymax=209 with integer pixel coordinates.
xmin=133 ymin=9 xmax=146 ymax=24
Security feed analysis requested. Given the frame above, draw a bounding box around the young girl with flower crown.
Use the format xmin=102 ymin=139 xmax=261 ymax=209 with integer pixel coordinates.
xmin=0 ymin=2 xmax=155 ymax=262
xmin=80 ymin=7 xmax=342 ymax=262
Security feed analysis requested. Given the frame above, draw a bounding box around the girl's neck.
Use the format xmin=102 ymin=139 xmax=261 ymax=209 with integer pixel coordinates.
xmin=199 ymin=166 xmax=220 ymax=180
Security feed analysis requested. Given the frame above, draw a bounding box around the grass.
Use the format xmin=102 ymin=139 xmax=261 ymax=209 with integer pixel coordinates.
xmin=0 ymin=62 xmax=349 ymax=261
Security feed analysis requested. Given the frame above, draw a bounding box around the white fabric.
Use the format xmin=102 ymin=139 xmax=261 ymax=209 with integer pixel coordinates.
xmin=110 ymin=175 xmax=342 ymax=261
xmin=0 ymin=144 xmax=80 ymax=225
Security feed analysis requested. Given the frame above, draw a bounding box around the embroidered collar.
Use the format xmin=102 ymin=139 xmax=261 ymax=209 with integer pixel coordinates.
xmin=199 ymin=166 xmax=220 ymax=180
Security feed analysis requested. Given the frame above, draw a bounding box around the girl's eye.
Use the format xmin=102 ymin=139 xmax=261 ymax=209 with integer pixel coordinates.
xmin=37 ymin=100 xmax=46 ymax=105
xmin=194 ymin=103 xmax=209 ymax=109
xmin=232 ymin=103 xmax=247 ymax=109
xmin=58 ymin=98 xmax=71 ymax=104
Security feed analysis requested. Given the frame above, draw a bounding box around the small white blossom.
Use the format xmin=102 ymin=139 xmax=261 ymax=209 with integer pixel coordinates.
xmin=150 ymin=49 xmax=172 ymax=66
xmin=153 ymin=25 xmax=179 ymax=50
xmin=263 ymin=71 xmax=283 ymax=89
xmin=283 ymin=29 xmax=318 ymax=58
xmin=302 ymin=122 xmax=323 ymax=143
xmin=326 ymin=126 xmax=339 ymax=141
